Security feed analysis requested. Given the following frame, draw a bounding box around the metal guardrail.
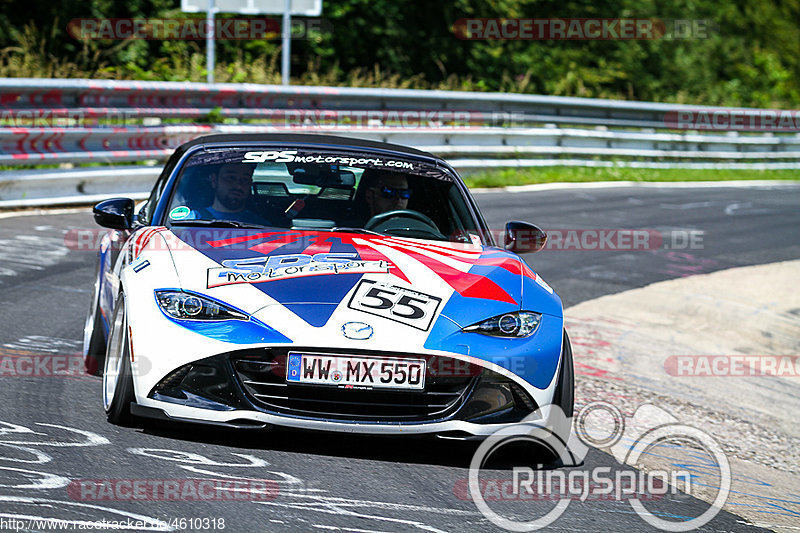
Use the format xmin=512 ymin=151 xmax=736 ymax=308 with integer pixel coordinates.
xmin=0 ymin=78 xmax=737 ymax=127
xmin=3 ymin=125 xmax=800 ymax=165
xmin=0 ymin=166 xmax=156 ymax=208
xmin=0 ymin=78 xmax=798 ymax=207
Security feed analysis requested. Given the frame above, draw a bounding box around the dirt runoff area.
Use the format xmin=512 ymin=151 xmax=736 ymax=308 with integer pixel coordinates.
xmin=564 ymin=259 xmax=800 ymax=532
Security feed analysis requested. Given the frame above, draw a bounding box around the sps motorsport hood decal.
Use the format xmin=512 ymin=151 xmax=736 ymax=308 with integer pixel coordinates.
xmin=168 ymin=228 xmax=537 ymax=327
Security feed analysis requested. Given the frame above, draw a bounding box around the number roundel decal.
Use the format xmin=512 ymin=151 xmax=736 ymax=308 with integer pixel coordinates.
xmin=347 ymin=280 xmax=442 ymax=331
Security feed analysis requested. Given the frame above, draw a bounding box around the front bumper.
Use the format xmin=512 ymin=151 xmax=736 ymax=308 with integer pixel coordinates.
xmin=130 ymin=402 xmax=547 ymax=438
xmin=134 ymin=347 xmax=558 ymax=436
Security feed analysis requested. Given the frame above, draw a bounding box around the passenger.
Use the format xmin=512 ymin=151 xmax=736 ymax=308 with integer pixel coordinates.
xmin=191 ymin=163 xmax=270 ymax=225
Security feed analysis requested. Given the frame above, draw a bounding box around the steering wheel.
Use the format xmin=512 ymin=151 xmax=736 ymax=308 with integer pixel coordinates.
xmin=364 ymin=209 xmax=444 ymax=238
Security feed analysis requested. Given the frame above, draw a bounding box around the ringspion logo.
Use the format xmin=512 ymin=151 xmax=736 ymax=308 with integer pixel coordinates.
xmin=466 ymin=401 xmax=730 ymax=531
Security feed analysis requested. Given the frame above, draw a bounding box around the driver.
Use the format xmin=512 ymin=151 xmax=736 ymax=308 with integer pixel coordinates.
xmin=190 ymin=163 xmax=270 ymax=225
xmin=364 ymin=171 xmax=412 ymax=216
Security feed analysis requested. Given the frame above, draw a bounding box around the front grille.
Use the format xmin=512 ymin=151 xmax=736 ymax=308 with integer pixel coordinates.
xmin=231 ymin=348 xmax=481 ymax=422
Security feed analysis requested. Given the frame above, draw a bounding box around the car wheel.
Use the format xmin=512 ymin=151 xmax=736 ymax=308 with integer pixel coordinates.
xmin=103 ymin=294 xmax=136 ymax=426
xmin=553 ymin=330 xmax=574 ymax=418
xmin=82 ymin=263 xmax=106 ymax=375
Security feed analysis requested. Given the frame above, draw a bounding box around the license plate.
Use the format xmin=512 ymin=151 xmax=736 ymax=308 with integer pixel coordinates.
xmin=286 ymin=352 xmax=426 ymax=390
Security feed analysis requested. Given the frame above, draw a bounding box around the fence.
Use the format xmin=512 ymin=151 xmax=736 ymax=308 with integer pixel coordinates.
xmin=1 ymin=78 xmax=798 ymax=207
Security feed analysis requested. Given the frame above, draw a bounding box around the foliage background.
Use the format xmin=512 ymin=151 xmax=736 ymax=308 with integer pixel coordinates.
xmin=0 ymin=0 xmax=798 ymax=107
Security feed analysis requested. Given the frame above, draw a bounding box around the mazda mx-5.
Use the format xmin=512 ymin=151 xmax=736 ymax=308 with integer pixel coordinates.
xmin=83 ymin=134 xmax=573 ymax=437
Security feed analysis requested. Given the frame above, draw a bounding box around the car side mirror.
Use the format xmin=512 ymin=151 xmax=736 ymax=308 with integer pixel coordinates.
xmin=93 ymin=198 xmax=135 ymax=230
xmin=505 ymin=221 xmax=547 ymax=253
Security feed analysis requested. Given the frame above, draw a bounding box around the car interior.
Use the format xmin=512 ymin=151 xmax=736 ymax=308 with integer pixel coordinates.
xmin=168 ymin=156 xmax=478 ymax=242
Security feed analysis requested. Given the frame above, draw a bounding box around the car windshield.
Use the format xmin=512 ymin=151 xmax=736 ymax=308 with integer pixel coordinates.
xmin=163 ymin=147 xmax=483 ymax=243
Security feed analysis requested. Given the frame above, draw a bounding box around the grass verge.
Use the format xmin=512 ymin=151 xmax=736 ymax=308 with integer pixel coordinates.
xmin=462 ymin=166 xmax=800 ymax=188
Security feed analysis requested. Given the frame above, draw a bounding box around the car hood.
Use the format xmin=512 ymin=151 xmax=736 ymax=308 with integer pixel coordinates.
xmin=162 ymin=227 xmax=562 ymax=331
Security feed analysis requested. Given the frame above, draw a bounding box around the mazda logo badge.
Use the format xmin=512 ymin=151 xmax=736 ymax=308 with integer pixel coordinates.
xmin=342 ymin=322 xmax=373 ymax=340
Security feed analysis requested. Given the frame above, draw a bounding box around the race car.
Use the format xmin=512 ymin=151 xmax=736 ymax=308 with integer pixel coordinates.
xmin=83 ymin=133 xmax=573 ymax=437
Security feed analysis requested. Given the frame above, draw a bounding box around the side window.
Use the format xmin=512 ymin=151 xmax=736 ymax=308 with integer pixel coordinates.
xmin=139 ymin=173 xmax=169 ymax=225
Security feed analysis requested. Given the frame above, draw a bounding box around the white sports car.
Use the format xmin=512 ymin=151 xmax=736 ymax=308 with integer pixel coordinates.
xmin=83 ymin=134 xmax=573 ymax=437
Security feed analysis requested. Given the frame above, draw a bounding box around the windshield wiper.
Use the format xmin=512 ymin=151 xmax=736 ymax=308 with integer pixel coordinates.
xmin=170 ymin=219 xmax=269 ymax=229
xmin=330 ymin=227 xmax=383 ymax=236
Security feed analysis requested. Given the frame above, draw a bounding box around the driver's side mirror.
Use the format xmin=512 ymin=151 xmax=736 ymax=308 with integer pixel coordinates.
xmin=505 ymin=221 xmax=547 ymax=253
xmin=93 ymin=198 xmax=135 ymax=230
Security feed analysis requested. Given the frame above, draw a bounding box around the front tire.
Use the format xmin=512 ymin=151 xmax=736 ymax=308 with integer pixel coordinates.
xmin=103 ymin=294 xmax=136 ymax=426
xmin=82 ymin=262 xmax=106 ymax=375
xmin=553 ymin=330 xmax=574 ymax=418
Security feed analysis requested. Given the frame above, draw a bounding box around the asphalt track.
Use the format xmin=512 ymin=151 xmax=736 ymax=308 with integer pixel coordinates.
xmin=0 ymin=182 xmax=798 ymax=532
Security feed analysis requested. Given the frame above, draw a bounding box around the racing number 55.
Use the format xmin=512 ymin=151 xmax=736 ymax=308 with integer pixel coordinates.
xmin=347 ymin=280 xmax=442 ymax=331
xmin=362 ymin=286 xmax=427 ymax=319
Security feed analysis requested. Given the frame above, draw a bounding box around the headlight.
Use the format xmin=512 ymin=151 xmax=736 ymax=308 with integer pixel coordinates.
xmin=462 ymin=311 xmax=542 ymax=338
xmin=155 ymin=290 xmax=248 ymax=321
